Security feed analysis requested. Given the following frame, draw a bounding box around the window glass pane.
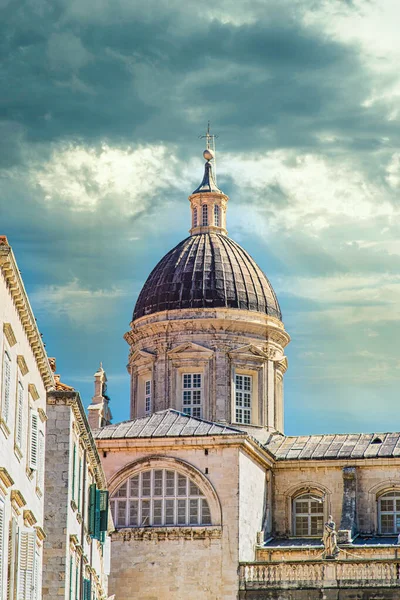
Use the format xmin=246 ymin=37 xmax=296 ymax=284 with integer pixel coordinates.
xmin=201 ymin=499 xmax=211 ymax=525
xmin=295 ymin=516 xmax=309 ymax=536
xmin=381 ymin=514 xmax=394 ymax=534
xmin=142 ymin=472 xmax=151 ymax=496
xmin=165 ymin=471 xmax=175 ymax=496
xmin=183 ymin=374 xmax=191 ymax=388
xmin=189 ymin=499 xmax=199 ymax=525
xmin=178 ymin=474 xmax=187 ymax=496
xmin=165 ymin=499 xmax=175 ymax=525
xmin=153 ymin=499 xmax=162 ymax=525
xmin=141 ymin=500 xmax=150 ymax=526
xmin=189 ymin=481 xmax=201 ymax=496
xmin=381 ymin=499 xmax=394 ymax=512
xmin=129 ymin=476 xmax=139 ymax=497
xmin=295 ymin=501 xmax=309 ymax=514
xmin=396 ymin=500 xmax=400 ymax=512
xmin=117 ymin=500 xmax=126 ymax=527
xmin=236 ymin=375 xmax=243 ymax=390
xmin=154 ymin=471 xmax=163 ymax=496
xmin=310 ymin=516 xmax=323 ymax=536
xmin=115 ymin=482 xmax=127 ymax=498
xmin=177 ymin=499 xmax=186 ymax=525
xmin=310 ymin=501 xmax=323 ymax=514
xmin=129 ymin=500 xmax=138 ymax=526
xmin=243 ymin=376 xmax=251 ymax=391
xmin=396 ymin=515 xmax=400 ymax=533
xmin=193 ymin=374 xmax=201 ymax=388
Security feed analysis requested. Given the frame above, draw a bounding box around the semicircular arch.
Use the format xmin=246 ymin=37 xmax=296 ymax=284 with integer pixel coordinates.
xmin=108 ymin=455 xmax=222 ymax=526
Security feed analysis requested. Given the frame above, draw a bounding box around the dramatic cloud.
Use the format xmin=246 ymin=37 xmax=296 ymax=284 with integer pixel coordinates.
xmin=1 ymin=0 xmax=400 ymax=433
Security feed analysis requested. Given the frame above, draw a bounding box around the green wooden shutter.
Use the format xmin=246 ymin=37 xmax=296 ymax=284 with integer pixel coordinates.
xmin=71 ymin=445 xmax=76 ymax=503
xmin=99 ymin=491 xmax=109 ymax=533
xmin=88 ymin=484 xmax=96 ymax=537
xmin=94 ymin=489 xmax=101 ymax=540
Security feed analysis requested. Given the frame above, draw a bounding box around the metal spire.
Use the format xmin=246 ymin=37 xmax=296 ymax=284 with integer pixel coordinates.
xmin=199 ymin=121 xmax=218 ymax=184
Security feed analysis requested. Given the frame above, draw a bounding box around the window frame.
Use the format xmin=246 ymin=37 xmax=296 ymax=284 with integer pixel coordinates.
xmin=292 ymin=493 xmax=325 ymax=538
xmin=202 ymin=204 xmax=208 ymax=226
xmin=193 ymin=207 xmax=198 ymax=228
xmin=234 ymin=373 xmax=252 ymax=425
xmin=1 ymin=349 xmax=12 ymax=428
xmin=145 ymin=380 xmax=152 ymax=416
xmin=378 ymin=490 xmax=400 ymax=535
xmin=15 ymin=379 xmax=24 ymax=452
xmin=214 ymin=204 xmax=220 ymax=227
xmin=110 ymin=468 xmax=212 ymax=528
xmin=182 ymin=373 xmax=202 ymax=418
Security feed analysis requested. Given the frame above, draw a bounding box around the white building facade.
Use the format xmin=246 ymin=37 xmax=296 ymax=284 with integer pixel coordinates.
xmin=0 ymin=235 xmax=54 ymax=600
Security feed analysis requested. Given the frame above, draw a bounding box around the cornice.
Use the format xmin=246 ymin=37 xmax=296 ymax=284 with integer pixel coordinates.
xmin=47 ymin=391 xmax=106 ymax=490
xmin=111 ymin=526 xmax=222 ymax=542
xmin=0 ymin=242 xmax=55 ymax=390
xmin=0 ymin=467 xmax=14 ymax=489
xmin=125 ymin=310 xmax=290 ymax=348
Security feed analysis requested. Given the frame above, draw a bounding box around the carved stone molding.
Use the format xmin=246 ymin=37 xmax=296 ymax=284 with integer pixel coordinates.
xmin=111 ymin=526 xmax=222 ymax=542
xmin=3 ymin=322 xmax=17 ymax=347
xmin=17 ymin=355 xmax=29 ymax=375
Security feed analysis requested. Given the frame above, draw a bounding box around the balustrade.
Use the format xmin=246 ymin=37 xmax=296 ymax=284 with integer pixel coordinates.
xmin=239 ymin=560 xmax=400 ymax=590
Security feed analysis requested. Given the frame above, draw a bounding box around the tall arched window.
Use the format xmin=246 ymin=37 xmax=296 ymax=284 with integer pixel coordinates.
xmin=293 ymin=493 xmax=324 ymax=536
xmin=202 ymin=204 xmax=208 ymax=226
xmin=193 ymin=207 xmax=198 ymax=228
xmin=378 ymin=491 xmax=400 ymax=534
xmin=214 ymin=205 xmax=220 ymax=227
xmin=110 ymin=469 xmax=212 ymax=528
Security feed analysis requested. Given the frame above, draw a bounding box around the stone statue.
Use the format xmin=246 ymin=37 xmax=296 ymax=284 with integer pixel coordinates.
xmin=322 ymin=515 xmax=340 ymax=559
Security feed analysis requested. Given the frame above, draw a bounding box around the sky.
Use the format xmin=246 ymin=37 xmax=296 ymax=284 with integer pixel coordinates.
xmin=1 ymin=0 xmax=400 ymax=435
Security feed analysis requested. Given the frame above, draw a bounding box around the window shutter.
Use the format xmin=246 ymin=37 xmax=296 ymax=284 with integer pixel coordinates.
xmin=33 ymin=549 xmax=40 ymax=600
xmin=103 ymin=536 xmax=111 ymax=576
xmin=7 ymin=517 xmax=19 ymax=600
xmin=88 ymin=484 xmax=97 ymax=537
xmin=0 ymin=500 xmax=5 ymax=600
xmin=99 ymin=490 xmax=109 ymax=533
xmin=94 ymin=489 xmax=101 ymax=540
xmin=18 ymin=530 xmax=36 ymax=600
xmin=71 ymin=445 xmax=76 ymax=502
xmin=2 ymin=351 xmax=11 ymax=423
xmin=77 ymin=458 xmax=82 ymax=512
xmin=29 ymin=411 xmax=39 ymax=471
xmin=16 ymin=382 xmax=24 ymax=448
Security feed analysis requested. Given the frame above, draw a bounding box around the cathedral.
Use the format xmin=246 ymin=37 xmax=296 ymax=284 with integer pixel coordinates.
xmin=92 ymin=147 xmax=400 ymax=599
xmin=2 ymin=142 xmax=400 ymax=600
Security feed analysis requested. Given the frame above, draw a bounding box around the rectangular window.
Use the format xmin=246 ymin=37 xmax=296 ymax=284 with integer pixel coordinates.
xmin=202 ymin=204 xmax=208 ymax=226
xmin=182 ymin=374 xmax=202 ymax=418
xmin=235 ymin=374 xmax=252 ymax=424
xmin=18 ymin=529 xmax=36 ymax=600
xmin=7 ymin=517 xmax=19 ymax=600
xmin=145 ymin=380 xmax=151 ymax=416
xmin=1 ymin=351 xmax=12 ymax=425
xmin=15 ymin=381 xmax=24 ymax=449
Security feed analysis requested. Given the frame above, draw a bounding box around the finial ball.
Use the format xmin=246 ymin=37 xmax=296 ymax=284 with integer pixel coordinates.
xmin=203 ymin=149 xmax=214 ymax=161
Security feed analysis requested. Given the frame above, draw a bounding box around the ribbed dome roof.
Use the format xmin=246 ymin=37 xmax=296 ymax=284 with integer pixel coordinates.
xmin=133 ymin=233 xmax=281 ymax=321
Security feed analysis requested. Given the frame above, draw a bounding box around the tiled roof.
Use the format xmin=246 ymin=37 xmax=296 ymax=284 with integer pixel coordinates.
xmin=133 ymin=233 xmax=282 ymax=321
xmin=265 ymin=432 xmax=400 ymax=460
xmin=93 ymin=409 xmax=245 ymax=440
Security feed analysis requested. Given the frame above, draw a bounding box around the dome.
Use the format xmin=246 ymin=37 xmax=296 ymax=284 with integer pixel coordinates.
xmin=133 ymin=233 xmax=281 ymax=321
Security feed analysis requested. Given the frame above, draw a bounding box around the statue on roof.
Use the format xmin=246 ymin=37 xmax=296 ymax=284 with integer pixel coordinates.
xmin=322 ymin=515 xmax=340 ymax=559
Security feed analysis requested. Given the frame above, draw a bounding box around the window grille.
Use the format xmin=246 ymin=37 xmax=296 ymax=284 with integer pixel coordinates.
xmin=202 ymin=204 xmax=208 ymax=226
xmin=235 ymin=374 xmax=252 ymax=424
xmin=110 ymin=469 xmax=212 ymax=528
xmin=379 ymin=491 xmax=400 ymax=534
xmin=182 ymin=373 xmax=202 ymax=418
xmin=214 ymin=205 xmax=220 ymax=226
xmin=293 ymin=494 xmax=324 ymax=536
xmin=193 ymin=207 xmax=198 ymax=227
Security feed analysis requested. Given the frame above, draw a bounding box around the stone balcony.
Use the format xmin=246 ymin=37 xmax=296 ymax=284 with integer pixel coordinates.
xmin=239 ymin=559 xmax=400 ymax=591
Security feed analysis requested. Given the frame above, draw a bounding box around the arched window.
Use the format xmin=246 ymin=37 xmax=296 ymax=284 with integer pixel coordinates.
xmin=110 ymin=469 xmax=212 ymax=528
xmin=202 ymin=204 xmax=208 ymax=226
xmin=293 ymin=493 xmax=324 ymax=537
xmin=214 ymin=205 xmax=220 ymax=227
xmin=193 ymin=207 xmax=198 ymax=228
xmin=378 ymin=491 xmax=400 ymax=534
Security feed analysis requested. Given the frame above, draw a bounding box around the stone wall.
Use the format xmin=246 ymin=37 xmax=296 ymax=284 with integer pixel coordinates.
xmin=98 ymin=439 xmax=248 ymax=600
xmin=239 ymin=450 xmax=267 ymax=561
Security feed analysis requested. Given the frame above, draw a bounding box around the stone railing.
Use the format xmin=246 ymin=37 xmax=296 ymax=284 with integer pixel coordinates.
xmin=239 ymin=560 xmax=400 ymax=589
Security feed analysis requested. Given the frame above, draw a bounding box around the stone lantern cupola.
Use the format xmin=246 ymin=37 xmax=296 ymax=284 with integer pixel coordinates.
xmin=189 ymin=150 xmax=228 ymax=236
